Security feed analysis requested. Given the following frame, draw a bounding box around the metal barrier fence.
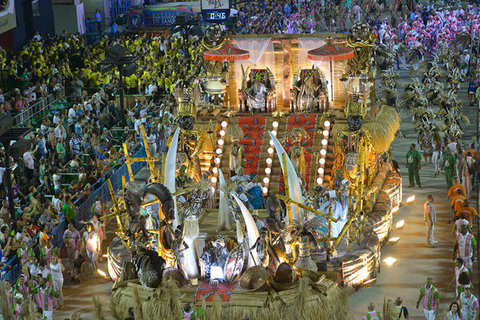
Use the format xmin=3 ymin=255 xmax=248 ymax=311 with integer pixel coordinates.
xmin=0 ymin=147 xmax=147 ymax=283
xmin=13 ymin=88 xmax=66 ymax=127
xmin=110 ymin=0 xmax=131 ymax=25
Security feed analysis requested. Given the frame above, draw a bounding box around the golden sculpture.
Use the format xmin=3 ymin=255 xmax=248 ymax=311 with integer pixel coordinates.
xmin=346 ymin=21 xmax=376 ymax=75
xmin=225 ymin=126 xmax=245 ymax=176
xmin=285 ymin=128 xmax=309 ymax=183
xmin=170 ymin=82 xmax=206 ymax=181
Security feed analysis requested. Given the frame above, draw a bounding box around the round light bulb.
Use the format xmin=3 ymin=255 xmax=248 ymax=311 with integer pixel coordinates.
xmin=216 ymin=148 xmax=222 ymax=155
xmin=323 ymin=130 xmax=329 ymax=137
xmin=221 ymin=121 xmax=228 ymax=127
xmin=265 ymin=167 xmax=271 ymax=174
xmin=319 ymin=158 xmax=326 ymax=165
xmin=272 ymin=121 xmax=279 ymax=128
xmin=267 ymin=147 xmax=274 ymax=154
xmin=272 ymin=130 xmax=277 ymax=137
xmin=212 ymin=167 xmax=218 ymax=174
xmin=318 ymin=168 xmax=324 ymax=174
xmin=324 ymin=120 xmax=331 ymax=127
xmin=269 ymin=140 xmax=274 ymax=146
xmin=317 ymin=177 xmax=323 ymax=184
xmin=211 ymin=176 xmax=217 ymax=184
xmin=263 ymin=187 xmax=268 ymax=194
xmin=263 ymin=177 xmax=270 ymax=184
xmin=320 ymin=149 xmax=327 ymax=156
xmin=266 ymin=158 xmax=273 ymax=165
xmin=211 ymin=187 xmax=216 ymax=193
xmin=321 ymin=139 xmax=328 ymax=146
xmin=215 ymin=157 xmax=221 ymax=164
xmin=219 ymin=130 xmax=226 ymax=136
xmin=218 ymin=139 xmax=224 ymax=146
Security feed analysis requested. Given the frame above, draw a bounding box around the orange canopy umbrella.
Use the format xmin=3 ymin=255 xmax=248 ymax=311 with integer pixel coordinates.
xmin=306 ymin=37 xmax=353 ymax=103
xmin=204 ymin=41 xmax=250 ymax=61
xmin=307 ymin=38 xmax=354 ymax=61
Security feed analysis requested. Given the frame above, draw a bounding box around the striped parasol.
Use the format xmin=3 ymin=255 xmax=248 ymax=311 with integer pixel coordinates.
xmin=204 ymin=41 xmax=250 ymax=61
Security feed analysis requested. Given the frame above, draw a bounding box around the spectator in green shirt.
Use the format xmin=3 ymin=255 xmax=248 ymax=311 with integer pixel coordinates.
xmin=62 ymin=195 xmax=78 ymax=225
xmin=406 ymin=143 xmax=422 ymax=188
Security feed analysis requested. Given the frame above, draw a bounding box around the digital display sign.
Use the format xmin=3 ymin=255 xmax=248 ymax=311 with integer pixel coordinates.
xmin=201 ymin=0 xmax=230 ymax=22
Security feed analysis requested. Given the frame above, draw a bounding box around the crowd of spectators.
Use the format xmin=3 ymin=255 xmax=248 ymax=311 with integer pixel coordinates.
xmin=0 ymin=27 xmax=206 ymax=318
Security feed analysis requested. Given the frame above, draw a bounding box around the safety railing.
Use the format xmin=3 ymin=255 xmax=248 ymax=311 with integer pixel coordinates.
xmin=13 ymin=87 xmax=66 ymax=127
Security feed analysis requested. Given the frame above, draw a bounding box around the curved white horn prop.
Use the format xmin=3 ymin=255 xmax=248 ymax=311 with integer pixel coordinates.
xmin=231 ymin=193 xmax=260 ymax=267
xmin=268 ymin=130 xmax=303 ymax=222
xmin=165 ymin=127 xmax=180 ymax=229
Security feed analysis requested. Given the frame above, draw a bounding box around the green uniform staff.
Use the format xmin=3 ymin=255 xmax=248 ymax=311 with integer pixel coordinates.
xmin=406 ymin=143 xmax=422 ymax=188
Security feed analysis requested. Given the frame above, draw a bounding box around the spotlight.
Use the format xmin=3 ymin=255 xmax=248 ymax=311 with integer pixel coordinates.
xmin=218 ymin=139 xmax=224 ymax=146
xmin=211 ymin=187 xmax=216 ymax=193
xmin=383 ymin=257 xmax=397 ymax=267
xmin=269 ymin=140 xmax=274 ymax=146
xmin=319 ymin=158 xmax=326 ymax=165
xmin=263 ymin=177 xmax=270 ymax=184
xmin=211 ymin=177 xmax=217 ymax=184
xmin=216 ymin=148 xmax=222 ymax=155
xmin=265 ymin=168 xmax=271 ymax=174
xmin=324 ymin=120 xmax=331 ymax=127
xmin=263 ymin=187 xmax=268 ymax=194
xmin=391 ymin=206 xmax=399 ymax=214
xmin=267 ymin=147 xmax=274 ymax=154
xmin=221 ymin=121 xmax=228 ymax=127
xmin=214 ymin=158 xmax=221 ymax=164
xmin=266 ymin=158 xmax=273 ymax=164
xmin=272 ymin=121 xmax=279 ymax=128
xmin=318 ymin=168 xmax=324 ymax=174
xmin=406 ymin=196 xmax=415 ymax=204
xmin=97 ymin=269 xmax=107 ymax=277
xmin=272 ymin=130 xmax=277 ymax=137
xmin=396 ymin=220 xmax=405 ymax=230
xmin=220 ymin=130 xmax=226 ymax=136
xmin=320 ymin=149 xmax=327 ymax=156
xmin=388 ymin=237 xmax=400 ymax=245
xmin=317 ymin=177 xmax=323 ymax=184
xmin=212 ymin=167 xmax=218 ymax=174
xmin=323 ymin=130 xmax=329 ymax=137
xmin=321 ymin=139 xmax=328 ymax=146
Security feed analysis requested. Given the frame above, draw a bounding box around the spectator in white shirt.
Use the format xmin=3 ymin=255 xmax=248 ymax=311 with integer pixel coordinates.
xmin=23 ymin=150 xmax=35 ymax=188
xmin=52 ymin=111 xmax=60 ymax=125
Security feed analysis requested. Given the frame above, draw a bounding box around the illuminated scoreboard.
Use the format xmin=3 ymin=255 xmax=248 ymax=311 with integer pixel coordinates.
xmin=201 ymin=0 xmax=231 ymax=22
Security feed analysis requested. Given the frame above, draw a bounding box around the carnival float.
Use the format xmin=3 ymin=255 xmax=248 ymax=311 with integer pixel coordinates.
xmin=106 ymin=22 xmax=402 ymax=319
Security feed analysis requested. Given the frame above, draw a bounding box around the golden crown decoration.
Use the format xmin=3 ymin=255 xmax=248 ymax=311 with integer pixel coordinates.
xmin=345 ymin=101 xmax=366 ymax=118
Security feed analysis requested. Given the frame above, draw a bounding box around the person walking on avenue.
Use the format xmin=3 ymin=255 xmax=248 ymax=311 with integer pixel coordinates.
xmin=457 ymin=200 xmax=478 ymax=227
xmin=454 ymin=225 xmax=477 ymax=275
xmin=406 ymin=143 xmax=422 ymax=187
xmin=449 ymin=257 xmax=470 ymax=299
xmin=416 ymin=277 xmax=440 ymax=320
xmin=444 ymin=302 xmax=462 ymax=320
xmin=363 ymin=302 xmax=383 ymax=320
xmin=424 ymin=195 xmax=437 ymax=247
xmin=459 ymin=286 xmax=479 ymax=320
xmin=395 ymin=297 xmax=410 ymax=319
xmin=442 ymin=149 xmax=457 ymax=189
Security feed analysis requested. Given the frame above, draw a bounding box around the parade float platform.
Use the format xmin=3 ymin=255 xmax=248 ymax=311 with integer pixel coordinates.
xmin=108 ymin=160 xmax=401 ymax=319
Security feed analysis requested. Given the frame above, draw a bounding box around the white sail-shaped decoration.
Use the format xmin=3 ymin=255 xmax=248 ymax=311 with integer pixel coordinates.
xmin=165 ymin=127 xmax=180 ymax=229
xmin=218 ymin=169 xmax=232 ymax=231
xmin=231 ymin=193 xmax=260 ymax=267
xmin=268 ymin=130 xmax=303 ymax=223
